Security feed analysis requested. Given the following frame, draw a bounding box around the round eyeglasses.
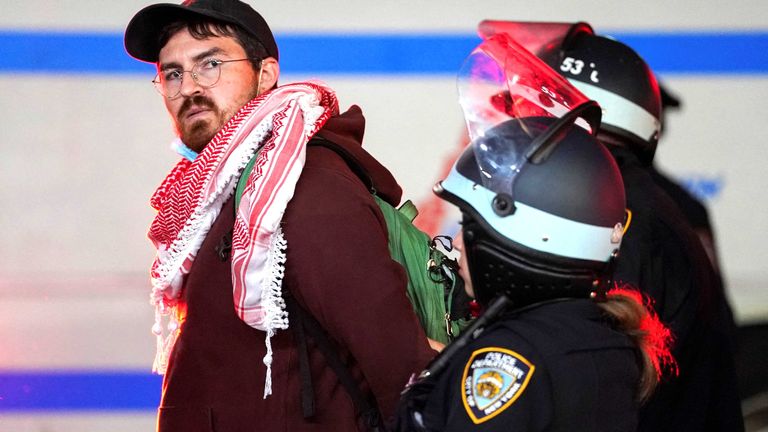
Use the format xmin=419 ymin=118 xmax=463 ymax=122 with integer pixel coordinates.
xmin=152 ymin=58 xmax=257 ymax=99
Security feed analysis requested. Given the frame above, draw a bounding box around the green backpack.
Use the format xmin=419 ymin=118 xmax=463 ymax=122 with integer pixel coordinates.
xmin=235 ymin=137 xmax=471 ymax=344
xmin=370 ymin=195 xmax=471 ymax=343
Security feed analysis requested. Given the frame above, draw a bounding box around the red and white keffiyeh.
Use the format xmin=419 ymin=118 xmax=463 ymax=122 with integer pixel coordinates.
xmin=147 ymin=82 xmax=338 ymax=396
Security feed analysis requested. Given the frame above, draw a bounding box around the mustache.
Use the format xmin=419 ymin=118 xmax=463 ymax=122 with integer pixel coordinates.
xmin=178 ymin=95 xmax=216 ymax=119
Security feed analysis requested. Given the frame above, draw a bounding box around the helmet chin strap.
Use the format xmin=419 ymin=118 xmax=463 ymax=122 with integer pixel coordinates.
xmin=590 ymin=250 xmax=618 ymax=302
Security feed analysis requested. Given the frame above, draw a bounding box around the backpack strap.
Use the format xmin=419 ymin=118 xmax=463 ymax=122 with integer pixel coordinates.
xmin=285 ymin=297 xmax=315 ymax=419
xmin=234 ymin=148 xmax=262 ymax=211
xmin=286 ymin=296 xmax=382 ymax=431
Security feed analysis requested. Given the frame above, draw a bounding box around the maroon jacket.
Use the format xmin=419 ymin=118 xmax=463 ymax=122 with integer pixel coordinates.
xmin=157 ymin=106 xmax=435 ymax=432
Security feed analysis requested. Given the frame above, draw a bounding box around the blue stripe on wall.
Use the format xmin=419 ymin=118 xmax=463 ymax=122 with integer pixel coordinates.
xmin=0 ymin=371 xmax=161 ymax=411
xmin=1 ymin=31 xmax=767 ymax=75
xmin=618 ymin=32 xmax=768 ymax=75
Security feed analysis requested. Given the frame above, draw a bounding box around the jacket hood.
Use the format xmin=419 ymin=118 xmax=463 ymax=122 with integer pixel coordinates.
xmin=315 ymin=105 xmax=403 ymax=206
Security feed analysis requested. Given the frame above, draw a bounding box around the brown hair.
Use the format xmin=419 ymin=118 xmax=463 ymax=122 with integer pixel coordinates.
xmin=596 ymin=287 xmax=677 ymax=402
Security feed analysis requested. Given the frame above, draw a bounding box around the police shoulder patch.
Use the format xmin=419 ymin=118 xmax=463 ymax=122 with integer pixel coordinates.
xmin=461 ymin=347 xmax=535 ymax=424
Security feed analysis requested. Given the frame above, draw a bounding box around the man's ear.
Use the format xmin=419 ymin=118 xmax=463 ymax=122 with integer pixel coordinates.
xmin=258 ymin=57 xmax=279 ymax=94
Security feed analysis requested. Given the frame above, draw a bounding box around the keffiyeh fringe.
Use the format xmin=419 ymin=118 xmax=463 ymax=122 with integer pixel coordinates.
xmin=261 ymin=226 xmax=288 ymax=397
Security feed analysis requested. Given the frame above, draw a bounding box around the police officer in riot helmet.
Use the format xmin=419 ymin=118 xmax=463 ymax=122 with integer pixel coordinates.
xmin=482 ymin=21 xmax=743 ymax=432
xmin=396 ymin=33 xmax=673 ymax=432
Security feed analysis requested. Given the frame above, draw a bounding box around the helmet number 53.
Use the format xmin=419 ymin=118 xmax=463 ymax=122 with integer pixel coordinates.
xmin=560 ymin=57 xmax=584 ymax=75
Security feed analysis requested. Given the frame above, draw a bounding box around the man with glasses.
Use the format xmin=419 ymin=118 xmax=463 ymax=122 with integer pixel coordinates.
xmin=124 ymin=1 xmax=435 ymax=430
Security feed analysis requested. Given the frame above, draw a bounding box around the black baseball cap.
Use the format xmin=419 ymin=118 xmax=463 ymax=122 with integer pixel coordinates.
xmin=124 ymin=0 xmax=279 ymax=63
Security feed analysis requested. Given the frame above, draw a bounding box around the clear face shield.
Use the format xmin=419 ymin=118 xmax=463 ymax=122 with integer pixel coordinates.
xmin=456 ymin=31 xmax=600 ymax=213
xmin=432 ymin=27 xmax=628 ymax=310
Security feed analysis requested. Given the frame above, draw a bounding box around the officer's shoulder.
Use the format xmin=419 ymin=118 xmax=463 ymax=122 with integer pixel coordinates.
xmin=471 ymin=319 xmax=541 ymax=355
xmin=486 ymin=300 xmax=624 ymax=356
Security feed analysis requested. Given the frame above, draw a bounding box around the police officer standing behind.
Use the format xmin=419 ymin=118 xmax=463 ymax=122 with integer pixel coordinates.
xmin=530 ymin=24 xmax=744 ymax=432
xmin=397 ymin=32 xmax=673 ymax=431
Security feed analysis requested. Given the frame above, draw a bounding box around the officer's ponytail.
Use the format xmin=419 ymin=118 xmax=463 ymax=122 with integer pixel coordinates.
xmin=596 ymin=287 xmax=677 ymax=402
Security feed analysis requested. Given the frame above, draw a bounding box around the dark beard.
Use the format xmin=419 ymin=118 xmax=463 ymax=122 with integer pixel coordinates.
xmin=177 ymin=95 xmax=219 ymax=153
xmin=183 ymin=120 xmax=216 ymax=153
xmin=176 ymin=87 xmax=262 ymax=153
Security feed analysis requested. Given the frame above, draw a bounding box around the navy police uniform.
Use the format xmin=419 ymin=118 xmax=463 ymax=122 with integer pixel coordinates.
xmin=611 ymin=147 xmax=744 ymax=432
xmin=399 ymin=299 xmax=640 ymax=431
